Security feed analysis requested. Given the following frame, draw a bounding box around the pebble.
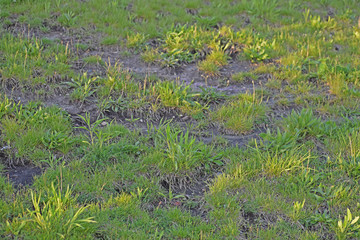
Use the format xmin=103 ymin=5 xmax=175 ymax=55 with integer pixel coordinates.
xmin=182 ymin=116 xmax=190 ymax=121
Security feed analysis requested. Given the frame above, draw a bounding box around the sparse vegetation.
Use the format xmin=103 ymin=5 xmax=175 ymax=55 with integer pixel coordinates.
xmin=1 ymin=0 xmax=360 ymax=239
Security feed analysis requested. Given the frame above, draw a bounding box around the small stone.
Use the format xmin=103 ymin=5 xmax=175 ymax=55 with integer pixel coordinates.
xmin=182 ymin=116 xmax=190 ymax=121
xmin=101 ymin=121 xmax=108 ymax=126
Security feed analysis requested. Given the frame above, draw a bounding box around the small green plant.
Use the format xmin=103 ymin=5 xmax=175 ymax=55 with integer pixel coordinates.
xmin=158 ymin=187 xmax=185 ymax=203
xmin=29 ymin=184 xmax=95 ymax=238
xmin=39 ymin=152 xmax=64 ymax=169
xmin=259 ymin=147 xmax=310 ymax=177
xmin=130 ymin=187 xmax=148 ymax=201
xmin=126 ymin=33 xmax=147 ymax=49
xmin=291 ymin=199 xmax=305 ymax=221
xmin=0 ymin=95 xmax=18 ymax=119
xmin=334 ymin=209 xmax=360 ymax=240
xmin=0 ymin=102 xmax=72 ymax=165
xmin=312 ymin=184 xmax=353 ymax=208
xmin=259 ymin=128 xmax=300 ymax=153
xmin=101 ymin=36 xmax=118 ymax=45
xmin=41 ymin=130 xmax=74 ymax=153
xmin=206 ymin=50 xmax=229 ymax=67
xmin=247 ymin=0 xmax=279 ymax=20
xmin=231 ymin=72 xmax=258 ymax=83
xmin=83 ymin=55 xmax=104 ymax=65
xmin=66 ymin=73 xmax=98 ymax=102
xmin=160 ymin=49 xmax=196 ymax=67
xmin=76 ymin=113 xmax=109 ymax=147
xmin=198 ymin=58 xmax=220 ymax=76
xmin=282 ymin=109 xmax=322 ymax=139
xmin=155 ymin=81 xmax=203 ymax=115
xmin=58 ymin=11 xmax=77 ymax=27
xmin=305 ymin=211 xmax=333 ymax=227
xmin=211 ymin=93 xmax=267 ymax=134
xmin=243 ymin=37 xmax=273 ymax=62
xmin=141 ymin=47 xmax=161 ymax=63
xmin=158 ymin=125 xmax=222 ymax=172
xmin=197 ymin=86 xmax=226 ymax=104
xmin=6 ymin=183 xmax=95 ymax=238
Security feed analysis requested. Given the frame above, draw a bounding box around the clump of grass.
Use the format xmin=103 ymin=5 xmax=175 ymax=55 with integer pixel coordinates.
xmin=206 ymin=50 xmax=229 ymax=66
xmin=197 ymin=86 xmax=226 ymax=104
xmin=282 ymin=109 xmax=323 ymax=139
xmin=58 ymin=11 xmax=77 ymax=27
xmin=153 ymin=124 xmax=222 ymax=173
xmin=198 ymin=59 xmax=219 ymax=76
xmin=260 ymin=148 xmax=310 ymax=177
xmin=126 ymin=32 xmax=147 ymax=49
xmin=0 ymin=100 xmax=74 ymax=166
xmin=83 ymin=55 xmax=104 ymax=65
xmin=211 ymin=93 xmax=267 ymax=134
xmin=243 ymin=36 xmax=274 ymax=62
xmin=198 ymin=50 xmax=229 ymax=75
xmin=101 ymin=36 xmax=118 ymax=45
xmin=232 ymin=71 xmax=258 ymax=83
xmin=98 ymin=62 xmax=137 ymax=98
xmin=6 ymin=183 xmax=95 ymax=239
xmin=155 ymin=81 xmax=204 ymax=115
xmin=0 ymin=34 xmax=72 ymax=84
xmin=333 ymin=208 xmax=360 ymax=240
xmin=141 ymin=47 xmax=161 ymax=63
xmin=259 ymin=128 xmax=299 ymax=153
xmin=158 ymin=25 xmax=242 ymax=67
xmin=66 ymin=73 xmax=98 ymax=102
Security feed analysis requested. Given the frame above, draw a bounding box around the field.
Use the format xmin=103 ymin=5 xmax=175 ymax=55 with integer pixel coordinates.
xmin=1 ymin=0 xmax=360 ymax=239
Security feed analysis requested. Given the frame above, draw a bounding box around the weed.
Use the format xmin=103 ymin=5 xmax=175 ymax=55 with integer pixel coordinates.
xmin=197 ymin=86 xmax=226 ymax=104
xmin=258 ymin=147 xmax=310 ymax=177
xmin=58 ymin=11 xmax=77 ymax=27
xmin=259 ymin=128 xmax=300 ymax=153
xmin=126 ymin=33 xmax=147 ymax=49
xmin=130 ymin=187 xmax=148 ymax=201
xmin=211 ymin=93 xmax=267 ymax=134
xmin=76 ymin=113 xmax=109 ymax=147
xmin=282 ymin=109 xmax=323 ymax=139
xmin=157 ymin=124 xmax=222 ymax=173
xmin=333 ymin=209 xmax=360 ymax=240
xmin=83 ymin=55 xmax=104 ymax=65
xmin=6 ymin=183 xmax=95 ymax=238
xmin=158 ymin=187 xmax=185 ymax=203
xmin=198 ymin=59 xmax=219 ymax=76
xmin=232 ymin=72 xmax=258 ymax=83
xmin=0 ymin=102 xmax=72 ymax=165
xmin=101 ymin=36 xmax=118 ymax=45
xmin=243 ymin=37 xmax=274 ymax=62
xmin=155 ymin=81 xmax=204 ymax=115
xmin=312 ymin=184 xmax=354 ymax=208
xmin=66 ymin=73 xmax=98 ymax=102
xmin=291 ymin=199 xmax=306 ymax=221
xmin=141 ymin=47 xmax=161 ymax=63
xmin=40 ymin=153 xmax=64 ymax=169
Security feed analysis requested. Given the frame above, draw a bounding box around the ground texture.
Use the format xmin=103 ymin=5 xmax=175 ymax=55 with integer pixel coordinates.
xmin=1 ymin=0 xmax=360 ymax=239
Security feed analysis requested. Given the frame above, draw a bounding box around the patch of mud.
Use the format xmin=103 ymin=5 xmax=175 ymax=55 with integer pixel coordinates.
xmin=201 ymin=132 xmax=260 ymax=147
xmin=4 ymin=166 xmax=42 ymax=187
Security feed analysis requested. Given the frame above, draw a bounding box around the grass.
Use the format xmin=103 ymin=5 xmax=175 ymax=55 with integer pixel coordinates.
xmin=1 ymin=0 xmax=360 ymax=239
xmin=211 ymin=93 xmax=267 ymax=134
